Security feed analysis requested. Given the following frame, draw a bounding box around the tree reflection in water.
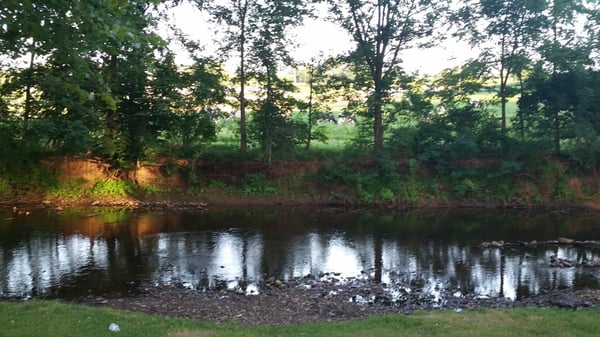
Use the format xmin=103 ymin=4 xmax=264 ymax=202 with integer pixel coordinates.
xmin=1 ymin=207 xmax=600 ymax=300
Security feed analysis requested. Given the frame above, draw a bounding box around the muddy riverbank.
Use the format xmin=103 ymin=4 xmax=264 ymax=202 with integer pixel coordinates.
xmin=76 ymin=276 xmax=600 ymax=326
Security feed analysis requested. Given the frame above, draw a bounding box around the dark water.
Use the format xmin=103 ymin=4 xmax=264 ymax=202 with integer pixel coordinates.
xmin=1 ymin=207 xmax=600 ymax=301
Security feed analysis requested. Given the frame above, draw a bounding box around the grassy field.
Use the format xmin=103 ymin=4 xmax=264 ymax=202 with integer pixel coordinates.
xmin=213 ymin=82 xmax=520 ymax=154
xmin=1 ymin=301 xmax=598 ymax=337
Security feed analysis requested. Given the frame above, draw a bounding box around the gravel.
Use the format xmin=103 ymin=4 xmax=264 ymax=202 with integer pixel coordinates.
xmin=77 ymin=277 xmax=600 ymax=326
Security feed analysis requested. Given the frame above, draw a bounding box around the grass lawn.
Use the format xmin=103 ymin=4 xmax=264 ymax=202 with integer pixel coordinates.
xmin=1 ymin=301 xmax=598 ymax=337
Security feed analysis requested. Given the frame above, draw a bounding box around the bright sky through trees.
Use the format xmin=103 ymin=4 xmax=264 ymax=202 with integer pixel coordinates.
xmin=163 ymin=1 xmax=477 ymax=75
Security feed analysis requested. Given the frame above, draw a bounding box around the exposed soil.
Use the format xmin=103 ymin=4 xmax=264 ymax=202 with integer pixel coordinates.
xmin=77 ymin=277 xmax=600 ymax=326
xmin=5 ymin=156 xmax=598 ymax=212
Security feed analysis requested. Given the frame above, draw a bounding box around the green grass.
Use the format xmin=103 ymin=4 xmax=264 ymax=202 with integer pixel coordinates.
xmin=1 ymin=301 xmax=599 ymax=337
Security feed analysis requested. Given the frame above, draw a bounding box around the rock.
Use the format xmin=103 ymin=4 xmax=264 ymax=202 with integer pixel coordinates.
xmin=550 ymin=255 xmax=575 ymax=268
xmin=479 ymin=240 xmax=505 ymax=248
xmin=491 ymin=240 xmax=504 ymax=248
xmin=582 ymin=258 xmax=600 ymax=268
xmin=558 ymin=237 xmax=575 ymax=245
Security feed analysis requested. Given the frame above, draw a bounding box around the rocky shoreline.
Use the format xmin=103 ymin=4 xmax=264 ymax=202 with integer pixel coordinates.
xmin=76 ymin=276 xmax=600 ymax=326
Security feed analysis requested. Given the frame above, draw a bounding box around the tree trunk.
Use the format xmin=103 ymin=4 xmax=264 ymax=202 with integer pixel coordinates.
xmin=238 ymin=0 xmax=248 ymax=155
xmin=106 ymin=55 xmax=119 ymax=134
xmin=499 ymin=37 xmax=508 ymax=152
xmin=306 ymin=66 xmax=314 ymax=149
xmin=22 ymin=51 xmax=35 ymax=141
xmin=373 ymin=103 xmax=384 ymax=153
xmin=373 ymin=84 xmax=384 ymax=153
xmin=373 ymin=235 xmax=383 ymax=284
xmin=517 ymin=73 xmax=525 ymax=142
xmin=554 ymin=109 xmax=560 ymax=153
xmin=265 ymin=65 xmax=273 ymax=166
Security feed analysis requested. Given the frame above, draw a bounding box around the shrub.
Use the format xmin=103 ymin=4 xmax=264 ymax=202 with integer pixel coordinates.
xmin=0 ymin=177 xmax=12 ymax=198
xmin=379 ymin=187 xmax=395 ymax=202
xmin=240 ymin=174 xmax=277 ymax=195
xmin=140 ymin=184 xmax=171 ymax=195
xmin=47 ymin=178 xmax=87 ymax=200
xmin=89 ymin=180 xmax=136 ymax=197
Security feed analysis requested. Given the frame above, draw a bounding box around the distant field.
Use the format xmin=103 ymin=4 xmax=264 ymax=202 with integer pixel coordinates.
xmin=214 ymin=82 xmax=521 ymax=152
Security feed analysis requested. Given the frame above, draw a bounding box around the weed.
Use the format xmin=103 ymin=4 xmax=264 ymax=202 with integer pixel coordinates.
xmin=379 ymin=187 xmax=395 ymax=202
xmin=89 ymin=180 xmax=136 ymax=197
xmin=208 ymin=180 xmax=227 ymax=189
xmin=186 ymin=186 xmax=204 ymax=196
xmin=47 ymin=178 xmax=87 ymax=200
xmin=454 ymin=178 xmax=479 ymax=198
xmin=329 ymin=191 xmax=352 ymax=203
xmin=0 ymin=177 xmax=12 ymax=198
xmin=140 ymin=184 xmax=171 ymax=195
xmin=240 ymin=174 xmax=277 ymax=195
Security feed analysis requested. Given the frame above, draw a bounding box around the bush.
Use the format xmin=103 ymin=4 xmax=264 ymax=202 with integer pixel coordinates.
xmin=240 ymin=173 xmax=277 ymax=195
xmin=47 ymin=178 xmax=87 ymax=200
xmin=89 ymin=180 xmax=136 ymax=197
xmin=0 ymin=177 xmax=12 ymax=198
xmin=379 ymin=187 xmax=395 ymax=202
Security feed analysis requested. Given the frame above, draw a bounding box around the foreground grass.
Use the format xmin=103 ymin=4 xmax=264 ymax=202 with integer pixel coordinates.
xmin=1 ymin=301 xmax=599 ymax=337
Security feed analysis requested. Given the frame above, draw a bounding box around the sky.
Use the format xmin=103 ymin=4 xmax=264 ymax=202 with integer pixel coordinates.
xmin=163 ymin=2 xmax=479 ymax=76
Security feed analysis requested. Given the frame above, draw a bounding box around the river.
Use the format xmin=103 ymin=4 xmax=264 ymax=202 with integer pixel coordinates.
xmin=1 ymin=206 xmax=600 ymax=302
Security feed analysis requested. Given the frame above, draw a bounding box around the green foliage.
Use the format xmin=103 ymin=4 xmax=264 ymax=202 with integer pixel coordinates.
xmin=1 ymin=0 xmax=599 ymax=207
xmin=240 ymin=173 xmax=277 ymax=195
xmin=140 ymin=184 xmax=171 ymax=196
xmin=379 ymin=187 xmax=394 ymax=202
xmin=0 ymin=144 xmax=58 ymax=194
xmin=0 ymin=121 xmax=26 ymax=173
xmin=453 ymin=178 xmax=479 ymax=198
xmin=185 ymin=186 xmax=204 ymax=196
xmin=89 ymin=180 xmax=136 ymax=198
xmin=0 ymin=177 xmax=12 ymax=198
xmin=208 ymin=179 xmax=228 ymax=189
xmin=47 ymin=178 xmax=87 ymax=200
xmin=317 ymin=158 xmax=429 ymax=204
xmin=248 ymin=74 xmax=307 ymax=162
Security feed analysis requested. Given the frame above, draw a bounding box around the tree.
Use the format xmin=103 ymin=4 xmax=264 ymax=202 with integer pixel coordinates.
xmin=201 ymin=0 xmax=308 ymax=156
xmin=516 ymin=0 xmax=592 ymax=154
xmin=454 ymin=0 xmax=546 ymax=151
xmin=246 ymin=0 xmax=309 ymax=163
xmin=0 ymin=0 xmax=174 ymax=162
xmin=200 ymin=0 xmax=252 ymax=154
xmin=201 ymin=0 xmax=308 ymax=159
xmin=327 ymin=0 xmax=449 ymax=153
xmin=0 ymin=0 xmax=165 ymax=144
xmin=297 ymin=56 xmax=336 ymax=149
xmin=409 ymin=63 xmax=502 ymax=162
xmin=152 ymin=51 xmax=226 ymax=156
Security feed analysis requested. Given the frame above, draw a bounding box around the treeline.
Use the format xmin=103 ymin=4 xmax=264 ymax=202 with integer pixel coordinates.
xmin=0 ymin=0 xmax=599 ymax=176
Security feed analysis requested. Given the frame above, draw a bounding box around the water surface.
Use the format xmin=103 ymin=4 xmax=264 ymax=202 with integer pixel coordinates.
xmin=1 ymin=207 xmax=600 ymax=301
